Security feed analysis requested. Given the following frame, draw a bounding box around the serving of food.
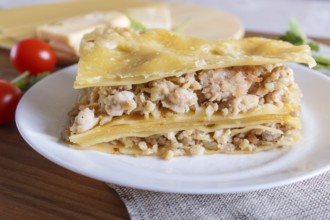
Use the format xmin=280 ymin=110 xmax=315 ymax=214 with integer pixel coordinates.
xmin=62 ymin=27 xmax=315 ymax=160
xmin=9 ymin=0 xmax=330 ymax=193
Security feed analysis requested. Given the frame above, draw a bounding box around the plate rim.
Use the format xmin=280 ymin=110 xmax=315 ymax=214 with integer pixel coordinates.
xmin=16 ymin=63 xmax=330 ymax=194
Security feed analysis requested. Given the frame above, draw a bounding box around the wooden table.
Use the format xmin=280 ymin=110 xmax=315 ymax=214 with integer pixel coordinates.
xmin=1 ymin=32 xmax=329 ymax=220
xmin=0 ymin=50 xmax=130 ymax=219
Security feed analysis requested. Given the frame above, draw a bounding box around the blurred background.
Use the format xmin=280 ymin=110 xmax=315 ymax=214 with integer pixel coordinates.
xmin=0 ymin=0 xmax=329 ymax=38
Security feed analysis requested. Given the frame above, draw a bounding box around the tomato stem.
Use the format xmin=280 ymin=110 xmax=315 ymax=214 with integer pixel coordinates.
xmin=10 ymin=71 xmax=50 ymax=92
xmin=10 ymin=71 xmax=29 ymax=84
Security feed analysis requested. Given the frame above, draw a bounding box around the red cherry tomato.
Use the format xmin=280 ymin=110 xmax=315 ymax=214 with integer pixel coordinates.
xmin=0 ymin=80 xmax=22 ymax=124
xmin=10 ymin=38 xmax=57 ymax=75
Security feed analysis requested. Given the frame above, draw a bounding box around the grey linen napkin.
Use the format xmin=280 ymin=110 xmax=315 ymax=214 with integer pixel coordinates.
xmin=110 ymin=171 xmax=330 ymax=220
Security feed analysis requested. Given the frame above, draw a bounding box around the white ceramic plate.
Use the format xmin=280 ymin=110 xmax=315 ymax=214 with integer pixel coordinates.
xmin=16 ymin=63 xmax=330 ymax=194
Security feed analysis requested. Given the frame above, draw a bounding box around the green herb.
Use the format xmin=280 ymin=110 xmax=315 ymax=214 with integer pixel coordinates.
xmin=126 ymin=14 xmax=145 ymax=31
xmin=173 ymin=17 xmax=192 ymax=33
xmin=11 ymin=72 xmax=50 ymax=92
xmin=307 ymin=41 xmax=320 ymax=52
xmin=10 ymin=71 xmax=29 ymax=86
xmin=279 ymin=18 xmax=319 ymax=52
xmin=279 ymin=18 xmax=330 ymax=71
xmin=312 ymin=55 xmax=330 ymax=70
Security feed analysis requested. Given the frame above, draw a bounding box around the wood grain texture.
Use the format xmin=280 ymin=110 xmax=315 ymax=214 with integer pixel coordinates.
xmin=0 ymin=121 xmax=130 ymax=220
xmin=0 ymin=50 xmax=129 ymax=220
xmin=1 ymin=33 xmax=329 ymax=220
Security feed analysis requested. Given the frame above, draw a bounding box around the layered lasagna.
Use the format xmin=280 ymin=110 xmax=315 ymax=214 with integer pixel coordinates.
xmin=64 ymin=27 xmax=315 ymax=159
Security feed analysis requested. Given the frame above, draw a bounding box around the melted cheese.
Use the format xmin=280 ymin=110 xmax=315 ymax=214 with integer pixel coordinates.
xmin=75 ymin=27 xmax=316 ymax=88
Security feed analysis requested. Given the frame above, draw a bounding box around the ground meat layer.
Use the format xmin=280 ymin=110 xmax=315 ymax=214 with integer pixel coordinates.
xmin=104 ymin=123 xmax=298 ymax=160
xmin=69 ymin=64 xmax=301 ymax=133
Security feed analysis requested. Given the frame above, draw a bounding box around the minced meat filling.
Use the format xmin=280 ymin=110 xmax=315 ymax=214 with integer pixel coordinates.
xmin=69 ymin=64 xmax=300 ymax=133
xmin=108 ymin=123 xmax=296 ymax=160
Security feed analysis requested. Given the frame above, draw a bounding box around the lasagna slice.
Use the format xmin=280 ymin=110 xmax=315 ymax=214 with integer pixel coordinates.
xmin=65 ymin=27 xmax=315 ymax=159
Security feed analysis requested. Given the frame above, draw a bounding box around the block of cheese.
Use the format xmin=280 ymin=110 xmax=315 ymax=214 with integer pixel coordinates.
xmin=37 ymin=11 xmax=130 ymax=55
xmin=126 ymin=5 xmax=171 ymax=30
xmin=36 ymin=5 xmax=172 ymax=56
